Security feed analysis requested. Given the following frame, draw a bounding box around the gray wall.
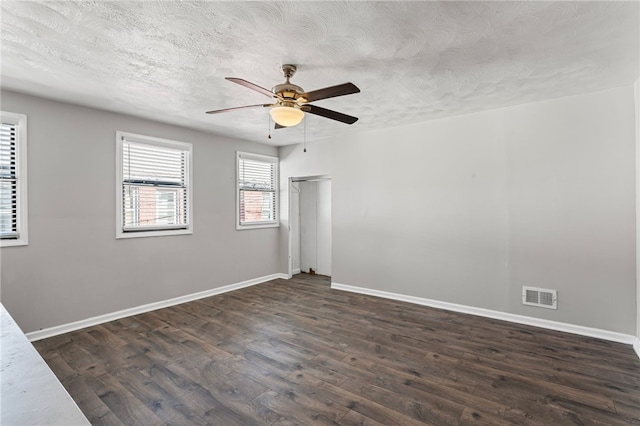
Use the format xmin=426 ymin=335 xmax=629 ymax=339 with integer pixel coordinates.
xmin=280 ymin=85 xmax=637 ymax=335
xmin=636 ymin=78 xmax=640 ymax=344
xmin=0 ymin=91 xmax=280 ymax=333
xmin=503 ymin=87 xmax=635 ymax=331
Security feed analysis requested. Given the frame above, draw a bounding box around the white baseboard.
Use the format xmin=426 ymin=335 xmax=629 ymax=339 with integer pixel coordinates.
xmin=26 ymin=273 xmax=288 ymax=342
xmin=634 ymin=338 xmax=640 ymax=359
xmin=331 ymin=282 xmax=637 ymax=346
xmin=292 ymin=268 xmax=301 ymax=275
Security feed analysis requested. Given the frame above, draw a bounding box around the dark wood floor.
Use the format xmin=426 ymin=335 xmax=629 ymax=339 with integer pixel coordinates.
xmin=34 ymin=274 xmax=640 ymax=425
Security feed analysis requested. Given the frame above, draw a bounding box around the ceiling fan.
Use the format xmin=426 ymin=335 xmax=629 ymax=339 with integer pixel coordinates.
xmin=206 ymin=64 xmax=360 ymax=128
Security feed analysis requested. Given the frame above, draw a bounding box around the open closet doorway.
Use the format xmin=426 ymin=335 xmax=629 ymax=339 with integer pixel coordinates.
xmin=289 ymin=176 xmax=331 ymax=278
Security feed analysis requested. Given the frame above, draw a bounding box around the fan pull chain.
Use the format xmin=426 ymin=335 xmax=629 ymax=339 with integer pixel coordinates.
xmin=303 ymin=117 xmax=307 ymax=153
xmin=267 ymin=114 xmax=272 ymax=139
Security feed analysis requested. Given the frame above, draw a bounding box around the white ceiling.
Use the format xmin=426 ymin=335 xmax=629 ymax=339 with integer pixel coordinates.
xmin=1 ymin=1 xmax=638 ymax=146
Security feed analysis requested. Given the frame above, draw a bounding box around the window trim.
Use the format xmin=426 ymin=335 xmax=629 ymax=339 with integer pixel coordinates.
xmin=0 ymin=111 xmax=28 ymax=247
xmin=236 ymin=151 xmax=279 ymax=230
xmin=116 ymin=131 xmax=193 ymax=239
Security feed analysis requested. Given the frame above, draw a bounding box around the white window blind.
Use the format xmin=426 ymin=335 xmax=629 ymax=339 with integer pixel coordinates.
xmin=0 ymin=111 xmax=27 ymax=246
xmin=237 ymin=152 xmax=278 ymax=229
xmin=0 ymin=121 xmax=18 ymax=239
xmin=118 ymin=132 xmax=191 ymax=236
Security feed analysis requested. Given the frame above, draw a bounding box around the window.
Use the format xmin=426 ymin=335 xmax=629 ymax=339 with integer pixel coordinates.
xmin=116 ymin=131 xmax=192 ymax=238
xmin=237 ymin=151 xmax=278 ymax=229
xmin=0 ymin=111 xmax=28 ymax=247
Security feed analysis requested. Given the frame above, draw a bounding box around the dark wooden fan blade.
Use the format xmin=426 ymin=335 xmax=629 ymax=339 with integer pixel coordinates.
xmin=226 ymin=78 xmax=276 ymax=98
xmin=301 ymin=82 xmax=360 ymax=103
xmin=302 ymin=104 xmax=358 ymax=124
xmin=206 ymin=104 xmax=272 ymax=114
xmin=274 ymin=123 xmax=286 ymax=130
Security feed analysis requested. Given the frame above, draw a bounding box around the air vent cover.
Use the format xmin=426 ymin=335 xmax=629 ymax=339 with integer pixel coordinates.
xmin=522 ymin=286 xmax=557 ymax=309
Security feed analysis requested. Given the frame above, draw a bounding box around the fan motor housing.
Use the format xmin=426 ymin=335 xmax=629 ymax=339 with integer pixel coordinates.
xmin=272 ymin=64 xmax=306 ymax=101
xmin=272 ymin=82 xmax=304 ymax=100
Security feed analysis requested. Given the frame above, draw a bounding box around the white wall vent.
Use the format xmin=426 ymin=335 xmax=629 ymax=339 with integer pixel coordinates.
xmin=522 ymin=286 xmax=557 ymax=309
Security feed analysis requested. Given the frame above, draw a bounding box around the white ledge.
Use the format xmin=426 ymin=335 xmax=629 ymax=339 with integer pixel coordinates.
xmin=1 ymin=304 xmax=90 ymax=425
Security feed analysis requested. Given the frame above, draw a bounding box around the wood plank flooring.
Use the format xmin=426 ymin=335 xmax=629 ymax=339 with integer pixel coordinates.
xmin=34 ymin=274 xmax=640 ymax=425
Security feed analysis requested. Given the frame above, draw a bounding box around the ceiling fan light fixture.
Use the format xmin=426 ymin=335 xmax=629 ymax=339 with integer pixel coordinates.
xmin=270 ymin=106 xmax=304 ymax=127
xmin=207 ymin=65 xmax=359 ymax=127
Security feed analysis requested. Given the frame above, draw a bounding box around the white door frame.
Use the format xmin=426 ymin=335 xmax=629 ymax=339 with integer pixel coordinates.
xmin=288 ymin=175 xmax=331 ymax=278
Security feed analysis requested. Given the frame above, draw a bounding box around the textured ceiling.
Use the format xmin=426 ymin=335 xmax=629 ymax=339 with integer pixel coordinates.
xmin=1 ymin=1 xmax=639 ymax=146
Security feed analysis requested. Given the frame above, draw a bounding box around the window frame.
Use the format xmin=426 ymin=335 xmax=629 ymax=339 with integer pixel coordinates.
xmin=236 ymin=151 xmax=279 ymax=230
xmin=0 ymin=111 xmax=28 ymax=247
xmin=116 ymin=131 xmax=193 ymax=239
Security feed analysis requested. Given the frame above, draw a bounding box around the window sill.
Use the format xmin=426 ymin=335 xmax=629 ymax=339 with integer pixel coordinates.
xmin=236 ymin=223 xmax=279 ymax=231
xmin=0 ymin=238 xmax=28 ymax=247
xmin=116 ymin=228 xmax=193 ymax=239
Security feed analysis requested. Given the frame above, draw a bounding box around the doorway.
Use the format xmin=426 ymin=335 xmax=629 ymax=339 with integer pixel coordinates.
xmin=289 ymin=176 xmax=331 ymax=277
